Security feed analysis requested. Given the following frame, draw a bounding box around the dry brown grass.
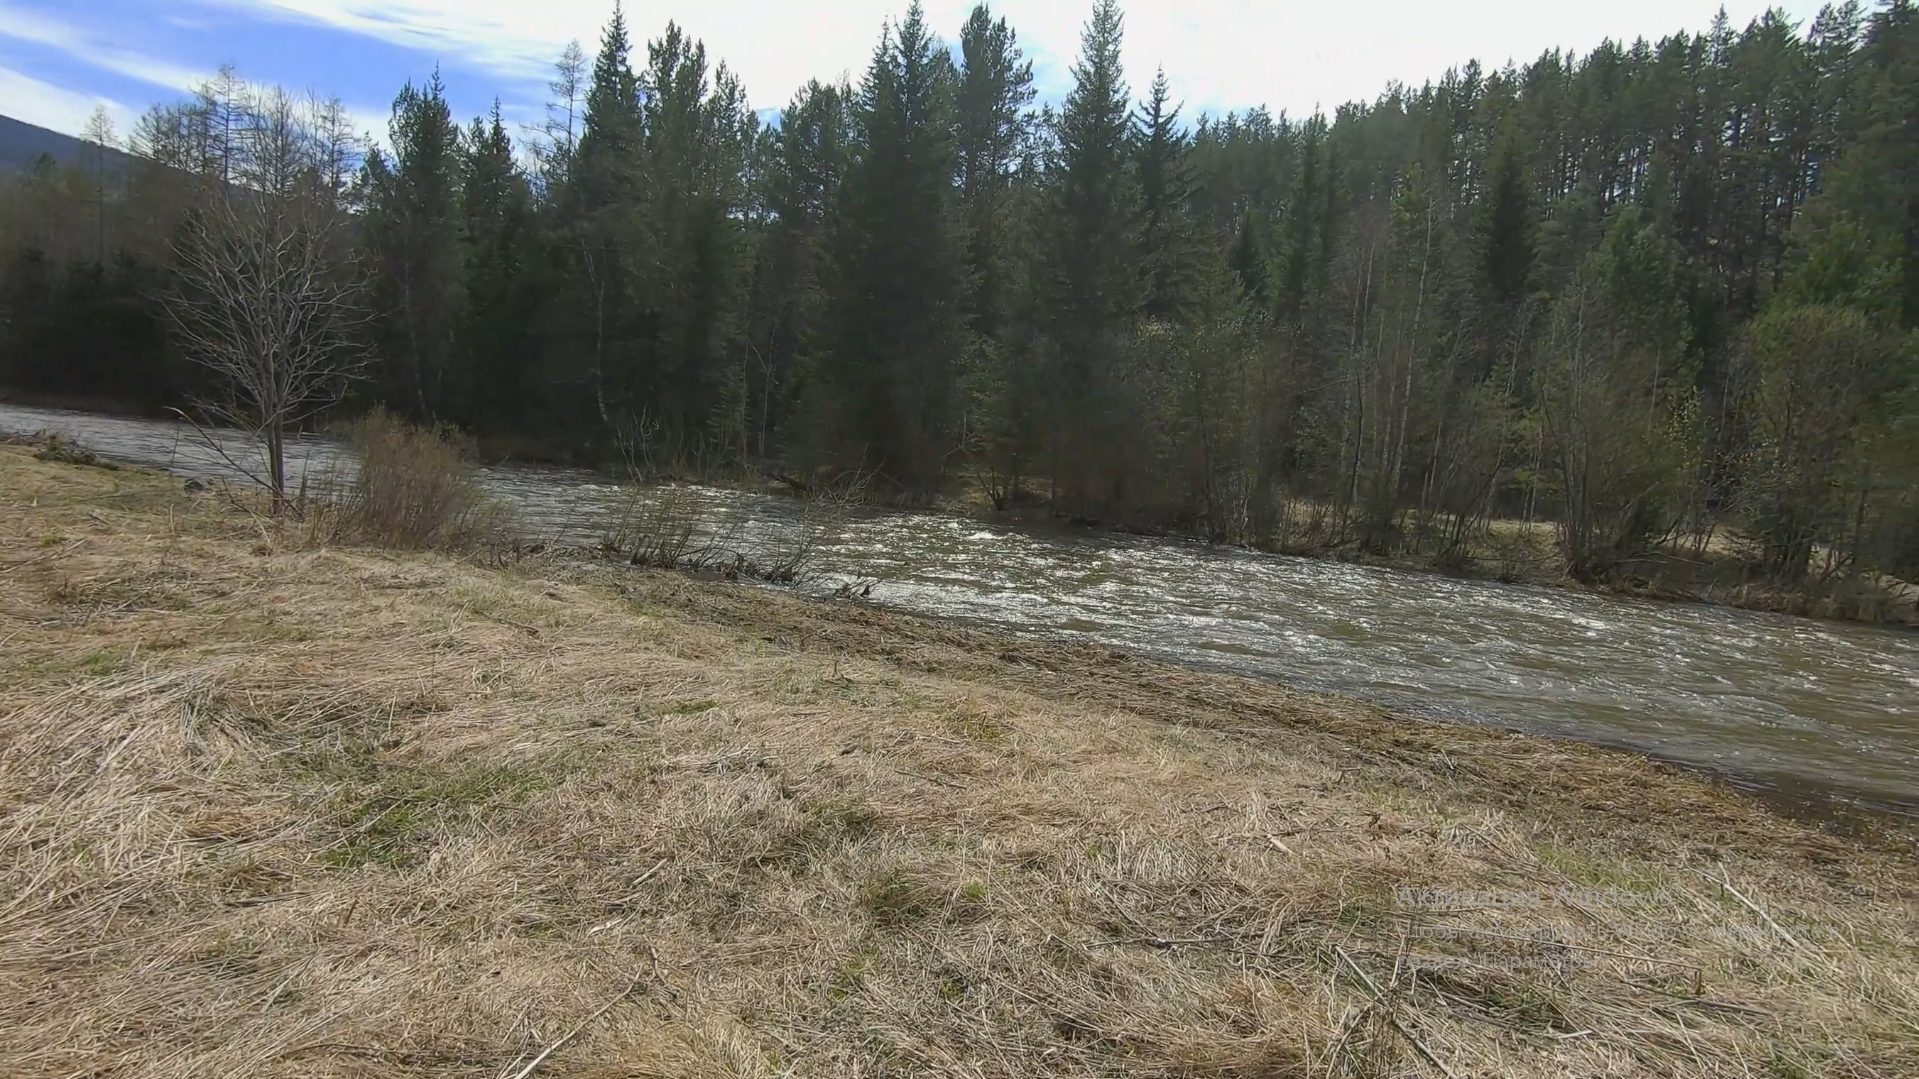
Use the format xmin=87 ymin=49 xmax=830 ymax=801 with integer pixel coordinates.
xmin=2 ymin=445 xmax=1915 ymax=1079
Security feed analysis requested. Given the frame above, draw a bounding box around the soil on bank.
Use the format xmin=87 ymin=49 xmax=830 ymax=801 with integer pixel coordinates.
xmin=1 ymin=446 xmax=1914 ymax=1078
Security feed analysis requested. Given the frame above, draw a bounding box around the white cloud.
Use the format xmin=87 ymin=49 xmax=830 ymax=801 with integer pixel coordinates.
xmin=1084 ymin=1 xmax=1829 ymax=118
xmin=0 ymin=63 xmax=135 ymax=137
xmin=206 ymin=0 xmax=1824 ymax=115
xmin=0 ymin=6 xmax=212 ymax=91
xmin=0 ymin=6 xmax=393 ymax=145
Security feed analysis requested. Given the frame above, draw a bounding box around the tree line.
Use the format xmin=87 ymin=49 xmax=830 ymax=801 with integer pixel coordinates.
xmin=2 ymin=1 xmax=1916 ymax=608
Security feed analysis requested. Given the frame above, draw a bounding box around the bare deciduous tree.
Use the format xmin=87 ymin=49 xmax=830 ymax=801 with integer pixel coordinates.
xmin=162 ymin=79 xmax=368 ymax=513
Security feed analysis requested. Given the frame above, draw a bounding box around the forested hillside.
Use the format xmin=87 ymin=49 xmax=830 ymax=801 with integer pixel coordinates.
xmin=3 ymin=1 xmax=1916 ymax=605
xmin=0 ymin=115 xmax=133 ymax=174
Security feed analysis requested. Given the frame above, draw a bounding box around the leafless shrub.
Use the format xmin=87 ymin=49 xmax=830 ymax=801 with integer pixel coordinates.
xmin=597 ymin=482 xmax=838 ymax=586
xmin=160 ymin=75 xmax=367 ymax=513
xmin=30 ymin=433 xmax=118 ymax=470
xmin=304 ymin=410 xmax=503 ymax=549
xmin=600 ymin=486 xmax=706 ymax=568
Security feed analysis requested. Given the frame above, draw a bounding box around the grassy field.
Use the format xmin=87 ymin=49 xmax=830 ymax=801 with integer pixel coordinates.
xmin=2 ymin=444 xmax=1915 ymax=1078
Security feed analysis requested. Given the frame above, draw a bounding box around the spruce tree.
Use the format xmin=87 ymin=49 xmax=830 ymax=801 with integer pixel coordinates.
xmin=362 ymin=70 xmax=463 ymax=421
xmin=955 ymin=3 xmax=1034 ymax=342
xmin=1228 ymin=207 xmax=1268 ymax=304
xmin=1274 ymin=122 xmax=1326 ymax=325
xmin=954 ymin=3 xmax=1038 ymax=508
xmin=562 ymin=3 xmax=645 ymax=429
xmin=1135 ymin=68 xmax=1204 ymax=324
xmin=453 ymin=102 xmax=538 ymax=433
xmin=1040 ymin=0 xmax=1141 ymax=514
xmin=1476 ymin=123 xmax=1535 ymax=305
xmin=637 ymin=22 xmax=757 ymax=449
xmin=821 ymin=2 xmax=967 ymax=493
xmin=748 ymin=80 xmax=852 ymax=460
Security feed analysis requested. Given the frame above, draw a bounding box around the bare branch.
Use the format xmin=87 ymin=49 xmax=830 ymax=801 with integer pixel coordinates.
xmin=160 ymin=72 xmax=370 ymax=513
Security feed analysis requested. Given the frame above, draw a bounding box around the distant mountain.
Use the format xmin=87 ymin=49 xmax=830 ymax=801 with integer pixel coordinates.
xmin=0 ymin=114 xmax=133 ymax=176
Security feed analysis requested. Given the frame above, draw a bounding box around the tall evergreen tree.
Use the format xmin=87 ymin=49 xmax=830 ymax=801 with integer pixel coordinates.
xmin=636 ymin=22 xmax=757 ymax=451
xmin=452 ymin=102 xmax=539 ymax=432
xmin=1476 ymin=122 xmax=1536 ymax=305
xmin=748 ymin=80 xmax=852 ymax=459
xmin=955 ymin=3 xmax=1035 ymax=342
xmin=954 ymin=3 xmax=1038 ymax=508
xmin=562 ymin=2 xmax=645 ymax=429
xmin=1040 ymin=0 xmax=1141 ymax=513
xmin=1135 ymin=68 xmax=1204 ymax=323
xmin=362 ymin=70 xmax=462 ymax=421
xmin=1228 ymin=206 xmax=1269 ymax=304
xmin=1273 ymin=121 xmax=1326 ymax=325
xmin=819 ymin=2 xmax=967 ymax=492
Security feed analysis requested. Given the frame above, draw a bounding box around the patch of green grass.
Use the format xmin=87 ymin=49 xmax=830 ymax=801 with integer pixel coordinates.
xmin=952 ymin=879 xmax=990 ymax=923
xmin=861 ymin=866 xmax=935 ymax=927
xmin=827 ymin=950 xmax=874 ymax=1004
xmin=284 ymin=730 xmax=390 ymax=785
xmin=746 ymin=792 xmax=880 ymax=871
xmin=1334 ymin=880 xmax=1397 ymax=932
xmin=78 ymin=650 xmax=124 ymax=676
xmin=946 ymin=705 xmax=1006 ymax=742
xmin=1764 ymin=1049 xmax=1816 ymax=1079
xmin=1536 ymin=842 xmax=1667 ymax=896
xmin=935 ymin=965 xmax=970 ymax=1001
xmin=323 ymin=764 xmax=546 ymax=870
xmin=804 ymin=793 xmax=879 ymax=846
xmin=665 ymin=698 xmax=718 ymax=715
xmin=1482 ymin=983 xmax=1570 ymax=1033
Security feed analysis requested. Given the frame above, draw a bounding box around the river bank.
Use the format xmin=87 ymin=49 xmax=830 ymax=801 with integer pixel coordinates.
xmin=7 ymin=395 xmax=1912 ymax=629
xmin=901 ymin=488 xmax=1919 ymax=630
xmin=4 ymin=446 xmax=1916 ymax=1078
xmin=6 ymin=402 xmax=1919 ymax=814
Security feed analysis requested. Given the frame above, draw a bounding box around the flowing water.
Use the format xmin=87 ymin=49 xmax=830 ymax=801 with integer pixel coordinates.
xmin=7 ymin=402 xmax=1916 ymax=817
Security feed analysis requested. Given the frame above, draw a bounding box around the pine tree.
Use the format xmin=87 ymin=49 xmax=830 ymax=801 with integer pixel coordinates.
xmin=562 ymin=3 xmax=645 ymax=430
xmin=955 ymin=3 xmax=1034 ymax=342
xmin=453 ymin=102 xmax=539 ymax=432
xmin=1135 ymin=68 xmax=1204 ymax=323
xmin=1040 ymin=0 xmax=1141 ymax=514
xmin=363 ymin=70 xmax=463 ymax=421
xmin=1476 ymin=122 xmax=1535 ymax=305
xmin=1274 ymin=121 xmax=1326 ymax=325
xmin=820 ymin=2 xmax=967 ymax=492
xmin=954 ymin=3 xmax=1038 ymax=508
xmin=1229 ymin=206 xmax=1268 ymax=304
xmin=1783 ymin=1 xmax=1918 ymax=329
xmin=748 ymin=80 xmax=852 ymax=460
xmin=636 ymin=22 xmax=757 ymax=450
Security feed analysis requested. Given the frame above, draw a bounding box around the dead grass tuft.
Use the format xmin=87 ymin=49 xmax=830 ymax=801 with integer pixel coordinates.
xmin=2 ymin=445 xmax=1916 ymax=1078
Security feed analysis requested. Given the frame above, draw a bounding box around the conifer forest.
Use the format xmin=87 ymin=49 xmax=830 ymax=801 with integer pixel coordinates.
xmin=4 ymin=1 xmax=1917 ymax=604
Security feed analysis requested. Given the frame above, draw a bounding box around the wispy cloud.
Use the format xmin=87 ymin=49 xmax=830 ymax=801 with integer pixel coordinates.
xmin=0 ymin=6 xmax=212 ymax=91
xmin=3 ymin=0 xmax=1829 ymax=141
xmin=186 ymin=0 xmax=1826 ymax=118
xmin=0 ymin=63 xmax=135 ymax=136
xmin=200 ymin=0 xmax=577 ymax=80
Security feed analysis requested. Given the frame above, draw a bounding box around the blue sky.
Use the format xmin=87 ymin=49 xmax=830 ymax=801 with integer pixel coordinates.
xmin=7 ymin=1 xmax=1828 ymax=148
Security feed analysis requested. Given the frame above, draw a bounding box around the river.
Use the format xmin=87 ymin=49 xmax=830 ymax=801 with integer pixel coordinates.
xmin=6 ymin=402 xmax=1915 ymax=818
